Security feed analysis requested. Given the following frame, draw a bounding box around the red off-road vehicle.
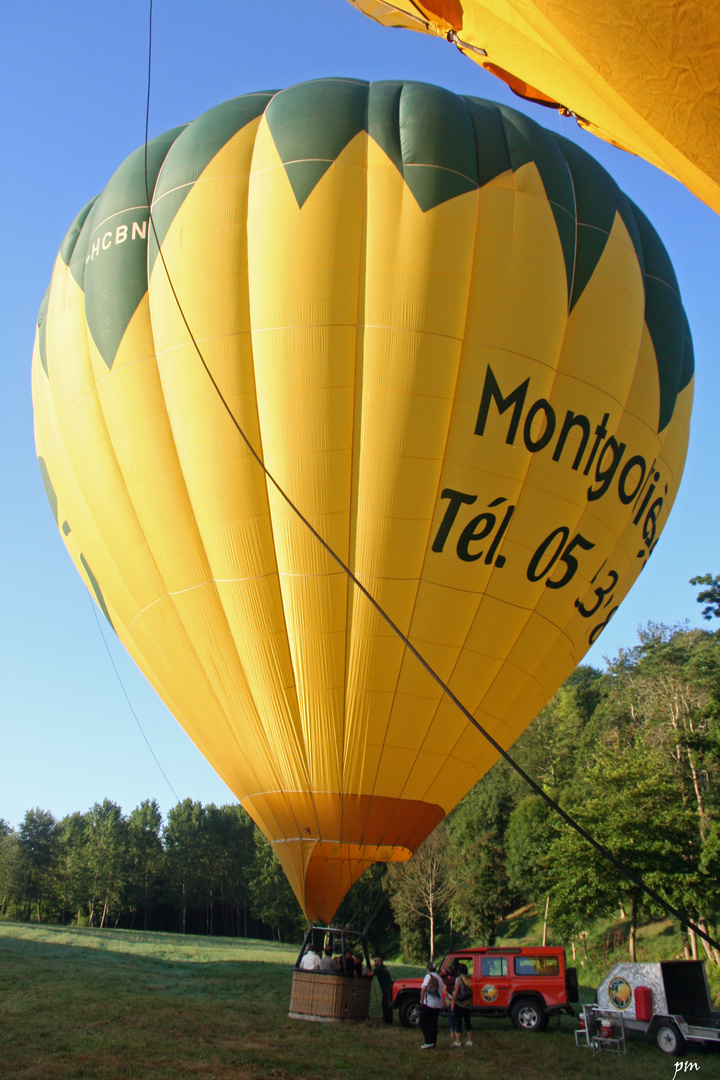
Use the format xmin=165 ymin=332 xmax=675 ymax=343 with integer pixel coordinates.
xmin=392 ymin=946 xmax=578 ymax=1031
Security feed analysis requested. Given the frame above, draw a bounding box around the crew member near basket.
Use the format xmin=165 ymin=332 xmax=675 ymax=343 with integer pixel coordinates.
xmin=372 ymin=953 xmax=394 ymax=1024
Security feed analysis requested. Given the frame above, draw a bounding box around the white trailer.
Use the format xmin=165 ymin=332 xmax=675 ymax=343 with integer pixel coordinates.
xmin=585 ymin=960 xmax=720 ymax=1055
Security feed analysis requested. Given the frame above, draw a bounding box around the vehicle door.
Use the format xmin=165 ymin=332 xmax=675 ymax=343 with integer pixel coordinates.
xmin=477 ymin=955 xmax=511 ymax=1009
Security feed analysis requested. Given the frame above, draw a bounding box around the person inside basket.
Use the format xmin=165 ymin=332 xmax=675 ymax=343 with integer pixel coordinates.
xmin=299 ymin=945 xmax=321 ymax=970
xmin=320 ymin=946 xmax=340 ymax=971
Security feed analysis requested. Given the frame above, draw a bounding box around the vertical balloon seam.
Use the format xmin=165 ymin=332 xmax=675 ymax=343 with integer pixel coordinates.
xmin=153 ymin=110 xmax=317 ymax=829
xmin=71 ymin=132 xmax=192 ymax=646
xmin=382 ymin=79 xmax=490 ymax=827
xmin=346 ymin=80 xmax=414 ymax=850
xmin=508 ymin=130 xmax=597 ymax=686
xmin=241 ymin=106 xmax=326 ymax=853
xmin=352 ymin=86 xmax=417 ymax=853
xmin=147 ymin=138 xmax=311 ymax=861
xmin=308 ymin=117 xmax=365 ymax=853
xmin=357 ymin=96 xmax=478 ymax=849
xmin=228 ymin=105 xmax=326 ymax=829
xmin=349 ymin=80 xmax=473 ymax=852
xmin=517 ymin=203 xmax=644 ymax=685
xmin=437 ymin=107 xmax=577 ymax=722
xmin=211 ymin=111 xmax=324 ymax=850
xmin=360 ymin=90 xmax=544 ymax=842
xmin=427 ymin=101 xmax=535 ymax=751
xmin=333 ymin=126 xmax=366 ymax=846
xmin=401 ymin=106 xmax=574 ymax=817
xmin=126 ymin=141 xmax=283 ymax=804
xmin=45 ymin=242 xmax=166 ymax=642
xmin=108 ymin=124 xmax=299 ymax=828
xmin=36 ymin=316 xmax=189 ymax=734
xmin=549 ymin=192 xmax=655 ymax=676
xmin=33 ymin=290 xmax=112 ymax=618
xmin=348 ymin=85 xmax=397 ymax=854
xmin=340 ymin=103 xmax=373 ymax=851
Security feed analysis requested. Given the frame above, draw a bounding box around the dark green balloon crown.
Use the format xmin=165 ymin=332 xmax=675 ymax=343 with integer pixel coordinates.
xmin=46 ymin=78 xmax=692 ymax=432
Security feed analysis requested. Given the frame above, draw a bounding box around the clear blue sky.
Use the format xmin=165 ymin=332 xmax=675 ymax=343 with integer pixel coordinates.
xmin=2 ymin=0 xmax=718 ymax=830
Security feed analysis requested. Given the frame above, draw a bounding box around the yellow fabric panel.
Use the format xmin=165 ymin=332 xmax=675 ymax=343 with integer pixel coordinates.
xmin=347 ymin=0 xmax=720 ymax=215
xmin=32 ymin=378 xmax=254 ymax=811
xmin=148 ymin=122 xmax=313 ymax=806
xmin=33 ymin=269 xmax=275 ymax=812
xmin=558 ymin=218 xmax=645 ymax=409
xmin=246 ymin=122 xmax=367 ymax=802
xmin=342 ymin=144 xmax=480 ymax=801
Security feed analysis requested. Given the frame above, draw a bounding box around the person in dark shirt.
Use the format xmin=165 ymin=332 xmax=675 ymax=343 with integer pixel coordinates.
xmin=320 ymin=946 xmax=340 ymax=971
xmin=372 ymin=953 xmax=394 ymax=1023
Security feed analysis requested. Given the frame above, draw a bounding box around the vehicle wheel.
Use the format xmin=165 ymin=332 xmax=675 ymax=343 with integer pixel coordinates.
xmin=566 ymin=966 xmax=579 ymax=1003
xmin=511 ymin=999 xmax=547 ymax=1032
xmin=655 ymin=1023 xmax=685 ymax=1055
xmin=399 ymin=996 xmax=421 ymax=1029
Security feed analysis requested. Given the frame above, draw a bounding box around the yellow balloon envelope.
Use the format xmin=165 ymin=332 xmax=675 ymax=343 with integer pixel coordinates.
xmin=32 ymin=80 xmax=693 ymax=921
xmin=348 ymin=0 xmax=720 ymax=216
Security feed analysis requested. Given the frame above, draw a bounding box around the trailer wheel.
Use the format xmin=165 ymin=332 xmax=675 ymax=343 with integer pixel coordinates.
xmin=655 ymin=1023 xmax=685 ymax=1055
xmin=398 ymin=995 xmax=421 ymax=1029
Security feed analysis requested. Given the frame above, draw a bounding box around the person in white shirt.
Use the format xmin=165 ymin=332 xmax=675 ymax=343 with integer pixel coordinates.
xmin=419 ymin=963 xmax=444 ymax=1049
xmin=299 ymin=947 xmax=321 ymax=970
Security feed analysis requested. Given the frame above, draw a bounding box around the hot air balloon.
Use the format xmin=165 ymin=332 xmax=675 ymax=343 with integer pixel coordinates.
xmin=346 ymin=0 xmax=720 ymax=216
xmin=32 ymin=79 xmax=693 ymax=923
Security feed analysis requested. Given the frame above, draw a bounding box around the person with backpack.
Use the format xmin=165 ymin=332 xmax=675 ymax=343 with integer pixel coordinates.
xmin=419 ymin=963 xmax=444 ymax=1049
xmin=449 ymin=962 xmax=474 ymax=1046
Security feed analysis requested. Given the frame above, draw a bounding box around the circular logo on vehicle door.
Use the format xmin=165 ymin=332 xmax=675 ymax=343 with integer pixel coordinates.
xmin=481 ymin=984 xmax=498 ymax=1003
xmin=608 ymin=977 xmax=633 ymax=1010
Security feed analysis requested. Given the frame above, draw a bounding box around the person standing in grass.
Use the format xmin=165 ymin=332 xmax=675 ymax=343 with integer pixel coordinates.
xmin=449 ymin=963 xmax=473 ymax=1047
xmin=372 ymin=953 xmax=394 ymax=1024
xmin=419 ymin=963 xmax=444 ymax=1049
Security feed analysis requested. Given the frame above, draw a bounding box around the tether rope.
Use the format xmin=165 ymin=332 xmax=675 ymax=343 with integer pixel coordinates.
xmin=88 ymin=594 xmax=180 ymax=803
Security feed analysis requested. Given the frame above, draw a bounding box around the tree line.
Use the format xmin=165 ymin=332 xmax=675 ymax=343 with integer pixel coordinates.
xmin=0 ymin=798 xmax=307 ymax=941
xmin=391 ymin=618 xmax=720 ymax=967
xmin=3 ymin=578 xmax=720 ymax=963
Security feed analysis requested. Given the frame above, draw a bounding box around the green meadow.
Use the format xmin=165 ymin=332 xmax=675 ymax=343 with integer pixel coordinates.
xmin=3 ymin=923 xmax=720 ymax=1080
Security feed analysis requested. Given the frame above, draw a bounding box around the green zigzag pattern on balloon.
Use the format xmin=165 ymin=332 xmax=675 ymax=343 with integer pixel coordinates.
xmin=42 ymin=79 xmax=692 ymax=431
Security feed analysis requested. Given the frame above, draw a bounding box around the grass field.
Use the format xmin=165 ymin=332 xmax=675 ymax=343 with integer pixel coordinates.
xmin=2 ymin=923 xmax=720 ymax=1080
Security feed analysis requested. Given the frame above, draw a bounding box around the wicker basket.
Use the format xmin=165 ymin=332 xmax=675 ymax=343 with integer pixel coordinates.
xmin=288 ymin=970 xmax=372 ymax=1022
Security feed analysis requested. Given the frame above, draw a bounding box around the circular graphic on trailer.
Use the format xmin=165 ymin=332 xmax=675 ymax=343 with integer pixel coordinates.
xmin=608 ymin=977 xmax=633 ymax=1010
xmin=481 ymin=984 xmax=498 ymax=1003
